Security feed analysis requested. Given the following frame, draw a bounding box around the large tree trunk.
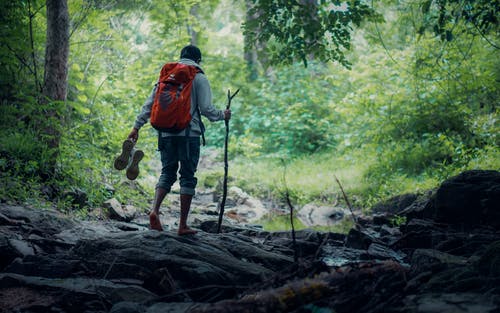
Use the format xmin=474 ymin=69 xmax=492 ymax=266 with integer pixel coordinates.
xmin=42 ymin=0 xmax=69 ymax=178
xmin=43 ymin=0 xmax=69 ymax=102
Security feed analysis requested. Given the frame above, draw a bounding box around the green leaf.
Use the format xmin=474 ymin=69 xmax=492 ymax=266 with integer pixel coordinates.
xmin=69 ymin=101 xmax=90 ymax=115
xmin=421 ymin=0 xmax=432 ymax=14
xmin=77 ymin=94 xmax=88 ymax=103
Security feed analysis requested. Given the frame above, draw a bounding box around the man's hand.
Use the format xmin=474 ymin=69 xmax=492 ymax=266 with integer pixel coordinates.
xmin=224 ymin=109 xmax=231 ymax=121
xmin=128 ymin=128 xmax=139 ymax=143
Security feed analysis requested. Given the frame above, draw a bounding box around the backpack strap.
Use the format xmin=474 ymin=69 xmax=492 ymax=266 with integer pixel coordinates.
xmin=191 ymin=68 xmax=206 ymax=146
xmin=183 ymin=67 xmax=205 ymax=161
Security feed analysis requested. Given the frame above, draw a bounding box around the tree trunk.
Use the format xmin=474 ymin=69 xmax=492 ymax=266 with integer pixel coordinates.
xmin=188 ymin=4 xmax=199 ymax=46
xmin=44 ymin=0 xmax=69 ymax=102
xmin=244 ymin=0 xmax=262 ymax=81
xmin=42 ymin=0 xmax=70 ymax=178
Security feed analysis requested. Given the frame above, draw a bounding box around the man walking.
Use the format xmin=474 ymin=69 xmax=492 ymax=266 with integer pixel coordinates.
xmin=127 ymin=45 xmax=231 ymax=235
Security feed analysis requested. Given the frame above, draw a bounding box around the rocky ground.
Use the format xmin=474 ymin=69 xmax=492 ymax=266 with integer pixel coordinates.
xmin=1 ymin=169 xmax=499 ymax=313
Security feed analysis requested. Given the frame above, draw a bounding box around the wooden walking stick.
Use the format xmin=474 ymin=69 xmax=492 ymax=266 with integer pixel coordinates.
xmin=217 ymin=88 xmax=239 ymax=233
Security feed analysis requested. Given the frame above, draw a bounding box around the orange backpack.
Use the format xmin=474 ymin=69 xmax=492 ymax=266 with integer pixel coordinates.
xmin=150 ymin=62 xmax=200 ymax=132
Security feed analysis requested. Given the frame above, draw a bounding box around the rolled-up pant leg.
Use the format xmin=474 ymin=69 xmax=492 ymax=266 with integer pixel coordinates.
xmin=178 ymin=137 xmax=200 ymax=196
xmin=156 ymin=136 xmax=200 ymax=195
xmin=157 ymin=137 xmax=178 ymax=192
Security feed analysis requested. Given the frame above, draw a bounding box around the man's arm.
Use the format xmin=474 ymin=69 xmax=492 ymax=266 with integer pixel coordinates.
xmin=195 ymin=74 xmax=230 ymax=122
xmin=128 ymin=86 xmax=156 ymax=142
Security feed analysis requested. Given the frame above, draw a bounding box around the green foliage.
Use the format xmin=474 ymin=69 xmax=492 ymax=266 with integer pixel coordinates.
xmin=257 ymin=213 xmax=307 ymax=232
xmin=201 ymin=170 xmax=223 ymax=188
xmin=202 ymin=54 xmax=247 ymax=147
xmin=243 ymin=0 xmax=383 ymax=68
xmin=0 ymin=0 xmax=46 ymax=98
xmin=417 ymin=0 xmax=499 ymax=41
xmin=0 ymin=130 xmax=51 ymax=177
xmin=230 ymin=152 xmax=368 ymax=208
xmin=390 ymin=215 xmax=407 ymax=227
xmin=233 ymin=62 xmax=339 ymax=155
xmin=256 ymin=210 xmax=354 ymax=233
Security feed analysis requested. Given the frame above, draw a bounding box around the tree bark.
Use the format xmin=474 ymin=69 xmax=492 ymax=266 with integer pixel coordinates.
xmin=43 ymin=0 xmax=69 ymax=102
xmin=188 ymin=4 xmax=199 ymax=46
xmin=42 ymin=0 xmax=70 ymax=177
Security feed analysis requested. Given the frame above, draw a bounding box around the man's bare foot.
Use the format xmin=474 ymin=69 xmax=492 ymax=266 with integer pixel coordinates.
xmin=178 ymin=226 xmax=197 ymax=235
xmin=149 ymin=212 xmax=163 ymax=231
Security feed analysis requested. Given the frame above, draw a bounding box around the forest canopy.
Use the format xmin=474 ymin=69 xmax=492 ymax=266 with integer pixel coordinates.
xmin=0 ymin=0 xmax=498 ymax=218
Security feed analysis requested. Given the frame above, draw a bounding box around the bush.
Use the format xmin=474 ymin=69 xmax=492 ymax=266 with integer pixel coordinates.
xmin=234 ymin=62 xmax=339 ymax=156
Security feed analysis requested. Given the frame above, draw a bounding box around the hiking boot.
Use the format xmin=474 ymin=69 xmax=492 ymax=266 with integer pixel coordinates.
xmin=126 ymin=149 xmax=144 ymax=180
xmin=114 ymin=139 xmax=135 ymax=170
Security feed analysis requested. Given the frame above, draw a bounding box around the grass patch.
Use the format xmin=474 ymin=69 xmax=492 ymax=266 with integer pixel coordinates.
xmin=257 ymin=214 xmax=307 ymax=232
xmin=230 ymin=151 xmax=370 ymax=207
xmin=256 ymin=212 xmax=354 ymax=234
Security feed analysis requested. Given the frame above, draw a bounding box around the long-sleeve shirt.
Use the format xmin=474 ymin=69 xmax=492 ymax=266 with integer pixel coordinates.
xmin=133 ymin=58 xmax=225 ymax=137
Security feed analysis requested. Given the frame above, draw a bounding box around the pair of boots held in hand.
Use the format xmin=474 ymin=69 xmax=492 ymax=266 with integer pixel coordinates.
xmin=149 ymin=193 xmax=197 ymax=235
xmin=114 ymin=139 xmax=144 ymax=180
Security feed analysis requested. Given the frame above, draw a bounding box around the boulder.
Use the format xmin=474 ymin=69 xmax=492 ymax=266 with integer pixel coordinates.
xmin=222 ymin=187 xmax=267 ymax=222
xmin=371 ymin=193 xmax=419 ymax=214
xmin=424 ymin=170 xmax=500 ymax=228
xmin=104 ymin=198 xmax=137 ymax=222
xmin=298 ymin=204 xmax=349 ymax=226
xmin=410 ymin=249 xmax=468 ymax=273
xmin=0 ymin=273 xmax=157 ymax=310
xmin=345 ymin=227 xmax=381 ymax=250
xmin=0 ymin=205 xmax=75 ymax=235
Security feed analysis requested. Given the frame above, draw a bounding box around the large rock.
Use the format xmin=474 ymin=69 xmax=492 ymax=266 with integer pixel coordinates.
xmin=371 ymin=193 xmax=419 ymax=214
xmin=68 ymin=230 xmax=292 ymax=292
xmin=104 ymin=198 xmax=137 ymax=222
xmin=0 ymin=273 xmax=156 ymax=312
xmin=223 ymin=186 xmax=267 ymax=222
xmin=298 ymin=203 xmax=349 ymax=226
xmin=428 ymin=170 xmax=500 ymax=228
xmin=0 ymin=203 xmax=295 ymax=311
xmin=0 ymin=205 xmax=76 ymax=234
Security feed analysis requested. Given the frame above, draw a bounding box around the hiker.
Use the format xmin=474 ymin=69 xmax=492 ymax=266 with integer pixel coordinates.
xmin=127 ymin=45 xmax=231 ymax=235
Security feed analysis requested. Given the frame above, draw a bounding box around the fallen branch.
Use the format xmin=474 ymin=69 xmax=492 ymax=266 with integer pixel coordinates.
xmin=334 ymin=175 xmax=358 ymax=227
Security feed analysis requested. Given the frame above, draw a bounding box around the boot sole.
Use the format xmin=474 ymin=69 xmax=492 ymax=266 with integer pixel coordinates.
xmin=126 ymin=149 xmax=144 ymax=180
xmin=114 ymin=140 xmax=135 ymax=170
